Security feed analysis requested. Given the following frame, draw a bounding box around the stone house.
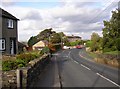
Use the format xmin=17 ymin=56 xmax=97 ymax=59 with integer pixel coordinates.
xmin=67 ymin=35 xmax=81 ymax=42
xmin=0 ymin=8 xmax=19 ymax=55
xmin=32 ymin=40 xmax=48 ymax=50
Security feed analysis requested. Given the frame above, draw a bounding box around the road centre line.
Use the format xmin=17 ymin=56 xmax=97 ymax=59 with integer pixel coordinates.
xmin=96 ymin=73 xmax=120 ymax=87
xmin=80 ymin=64 xmax=91 ymax=70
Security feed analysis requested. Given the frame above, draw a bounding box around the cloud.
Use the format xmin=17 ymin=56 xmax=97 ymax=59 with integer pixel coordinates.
xmin=2 ymin=1 xmax=118 ymax=41
xmin=21 ymin=10 xmax=42 ymax=20
xmin=2 ymin=0 xmax=18 ymax=6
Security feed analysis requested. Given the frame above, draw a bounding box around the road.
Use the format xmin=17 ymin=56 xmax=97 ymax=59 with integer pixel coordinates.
xmin=33 ymin=48 xmax=120 ymax=88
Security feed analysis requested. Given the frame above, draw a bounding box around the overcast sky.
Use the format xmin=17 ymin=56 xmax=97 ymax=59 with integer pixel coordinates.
xmin=1 ymin=0 xmax=119 ymax=42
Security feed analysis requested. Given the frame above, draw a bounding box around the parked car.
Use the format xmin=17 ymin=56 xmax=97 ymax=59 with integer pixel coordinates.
xmin=63 ymin=46 xmax=70 ymax=49
xmin=76 ymin=45 xmax=82 ymax=49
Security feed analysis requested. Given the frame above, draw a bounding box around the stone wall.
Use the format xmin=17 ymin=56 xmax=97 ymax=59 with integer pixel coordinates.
xmin=2 ymin=54 xmax=51 ymax=88
xmin=2 ymin=70 xmax=16 ymax=88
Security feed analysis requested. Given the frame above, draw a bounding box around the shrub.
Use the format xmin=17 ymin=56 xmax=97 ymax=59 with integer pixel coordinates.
xmin=85 ymin=41 xmax=92 ymax=47
xmin=2 ymin=60 xmax=16 ymax=71
xmin=16 ymin=59 xmax=26 ymax=66
xmin=115 ymin=38 xmax=120 ymax=51
xmin=2 ymin=51 xmax=42 ymax=71
xmin=16 ymin=53 xmax=37 ymax=63
xmin=18 ymin=64 xmax=25 ymax=68
xmin=103 ymin=47 xmax=112 ymax=53
xmin=54 ymin=44 xmax=61 ymax=51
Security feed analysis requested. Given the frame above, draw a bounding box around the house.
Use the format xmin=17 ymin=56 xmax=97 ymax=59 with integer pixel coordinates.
xmin=0 ymin=8 xmax=19 ymax=55
xmin=32 ymin=40 xmax=48 ymax=50
xmin=67 ymin=35 xmax=81 ymax=42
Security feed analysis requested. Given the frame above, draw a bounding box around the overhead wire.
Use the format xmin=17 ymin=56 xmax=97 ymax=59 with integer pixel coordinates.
xmin=87 ymin=0 xmax=117 ymax=24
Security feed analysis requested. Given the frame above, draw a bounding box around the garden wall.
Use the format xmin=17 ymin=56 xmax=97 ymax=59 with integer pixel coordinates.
xmin=2 ymin=54 xmax=51 ymax=88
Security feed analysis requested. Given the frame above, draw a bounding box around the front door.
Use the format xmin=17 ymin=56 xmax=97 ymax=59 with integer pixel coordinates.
xmin=10 ymin=39 xmax=16 ymax=55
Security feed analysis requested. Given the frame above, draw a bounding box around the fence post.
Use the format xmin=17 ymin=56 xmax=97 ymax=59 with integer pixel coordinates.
xmin=17 ymin=69 xmax=22 ymax=89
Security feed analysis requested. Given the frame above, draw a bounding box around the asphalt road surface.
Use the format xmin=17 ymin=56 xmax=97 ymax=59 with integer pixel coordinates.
xmin=33 ymin=48 xmax=120 ymax=88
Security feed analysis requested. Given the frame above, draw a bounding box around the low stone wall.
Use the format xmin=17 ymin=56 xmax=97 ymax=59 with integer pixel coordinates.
xmin=2 ymin=54 xmax=51 ymax=88
xmin=22 ymin=54 xmax=50 ymax=88
xmin=2 ymin=70 xmax=16 ymax=88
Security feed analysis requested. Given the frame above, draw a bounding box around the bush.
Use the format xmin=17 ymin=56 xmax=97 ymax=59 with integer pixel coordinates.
xmin=16 ymin=59 xmax=26 ymax=66
xmin=54 ymin=44 xmax=61 ymax=51
xmin=103 ymin=47 xmax=112 ymax=53
xmin=70 ymin=41 xmax=78 ymax=46
xmin=16 ymin=53 xmax=37 ymax=63
xmin=18 ymin=64 xmax=25 ymax=68
xmin=86 ymin=41 xmax=92 ymax=47
xmin=64 ymin=42 xmax=70 ymax=46
xmin=42 ymin=47 xmax=50 ymax=54
xmin=2 ymin=51 xmax=42 ymax=71
xmin=2 ymin=60 xmax=17 ymax=71
xmin=116 ymin=38 xmax=120 ymax=51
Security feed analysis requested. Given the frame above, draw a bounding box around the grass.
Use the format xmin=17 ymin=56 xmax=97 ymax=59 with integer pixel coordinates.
xmin=103 ymin=51 xmax=120 ymax=55
xmin=86 ymin=51 xmax=120 ymax=68
xmin=87 ymin=52 xmax=98 ymax=58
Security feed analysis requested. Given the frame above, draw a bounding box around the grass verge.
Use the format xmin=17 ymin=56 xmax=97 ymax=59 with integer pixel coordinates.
xmin=87 ymin=51 xmax=120 ymax=68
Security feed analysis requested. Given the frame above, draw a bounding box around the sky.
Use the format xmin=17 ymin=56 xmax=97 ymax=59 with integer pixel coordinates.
xmin=1 ymin=0 xmax=119 ymax=42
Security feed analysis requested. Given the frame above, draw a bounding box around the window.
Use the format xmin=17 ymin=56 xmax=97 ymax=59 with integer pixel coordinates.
xmin=7 ymin=19 xmax=13 ymax=28
xmin=0 ymin=39 xmax=5 ymax=51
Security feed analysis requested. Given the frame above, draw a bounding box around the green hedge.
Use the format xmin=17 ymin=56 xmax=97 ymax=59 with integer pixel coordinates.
xmin=2 ymin=52 xmax=41 ymax=71
xmin=2 ymin=60 xmax=17 ymax=71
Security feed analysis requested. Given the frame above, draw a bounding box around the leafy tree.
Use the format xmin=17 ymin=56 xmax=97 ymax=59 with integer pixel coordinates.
xmin=102 ymin=9 xmax=120 ymax=52
xmin=37 ymin=28 xmax=55 ymax=41
xmin=28 ymin=36 xmax=38 ymax=47
xmin=90 ymin=32 xmax=101 ymax=51
xmin=86 ymin=40 xmax=92 ymax=47
xmin=27 ymin=28 xmax=56 ymax=46
xmin=50 ymin=33 xmax=61 ymax=44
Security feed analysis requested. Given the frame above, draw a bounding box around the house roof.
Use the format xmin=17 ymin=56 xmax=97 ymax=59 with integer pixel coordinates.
xmin=0 ymin=8 xmax=19 ymax=20
xmin=33 ymin=40 xmax=48 ymax=47
xmin=67 ymin=36 xmax=81 ymax=38
xmin=18 ymin=42 xmax=26 ymax=47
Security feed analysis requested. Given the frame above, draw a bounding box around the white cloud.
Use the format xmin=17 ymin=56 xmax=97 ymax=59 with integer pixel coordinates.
xmin=2 ymin=1 xmax=118 ymax=41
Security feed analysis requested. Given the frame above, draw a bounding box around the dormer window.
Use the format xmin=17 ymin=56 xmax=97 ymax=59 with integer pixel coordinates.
xmin=7 ymin=19 xmax=13 ymax=28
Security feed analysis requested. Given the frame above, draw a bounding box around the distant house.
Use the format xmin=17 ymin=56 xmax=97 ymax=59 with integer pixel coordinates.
xmin=32 ymin=40 xmax=48 ymax=50
xmin=0 ymin=8 xmax=19 ymax=55
xmin=67 ymin=35 xmax=81 ymax=42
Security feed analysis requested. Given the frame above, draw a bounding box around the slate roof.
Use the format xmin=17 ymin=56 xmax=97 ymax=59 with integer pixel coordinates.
xmin=67 ymin=36 xmax=81 ymax=38
xmin=0 ymin=8 xmax=19 ymax=20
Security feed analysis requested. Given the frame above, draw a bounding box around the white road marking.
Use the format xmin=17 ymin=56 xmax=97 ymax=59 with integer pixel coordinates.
xmin=79 ymin=53 xmax=93 ymax=62
xmin=73 ymin=61 xmax=79 ymax=64
xmin=96 ymin=73 xmax=120 ymax=87
xmin=81 ymin=64 xmax=91 ymax=70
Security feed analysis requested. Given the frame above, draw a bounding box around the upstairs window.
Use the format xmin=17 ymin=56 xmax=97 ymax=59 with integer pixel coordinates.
xmin=7 ymin=19 xmax=13 ymax=28
xmin=0 ymin=39 xmax=5 ymax=51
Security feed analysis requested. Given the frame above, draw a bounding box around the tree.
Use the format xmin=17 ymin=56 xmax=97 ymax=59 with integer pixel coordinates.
xmin=28 ymin=36 xmax=38 ymax=47
xmin=27 ymin=28 xmax=56 ymax=47
xmin=90 ymin=32 xmax=101 ymax=51
xmin=37 ymin=28 xmax=55 ymax=41
xmin=102 ymin=9 xmax=120 ymax=52
xmin=50 ymin=33 xmax=61 ymax=44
